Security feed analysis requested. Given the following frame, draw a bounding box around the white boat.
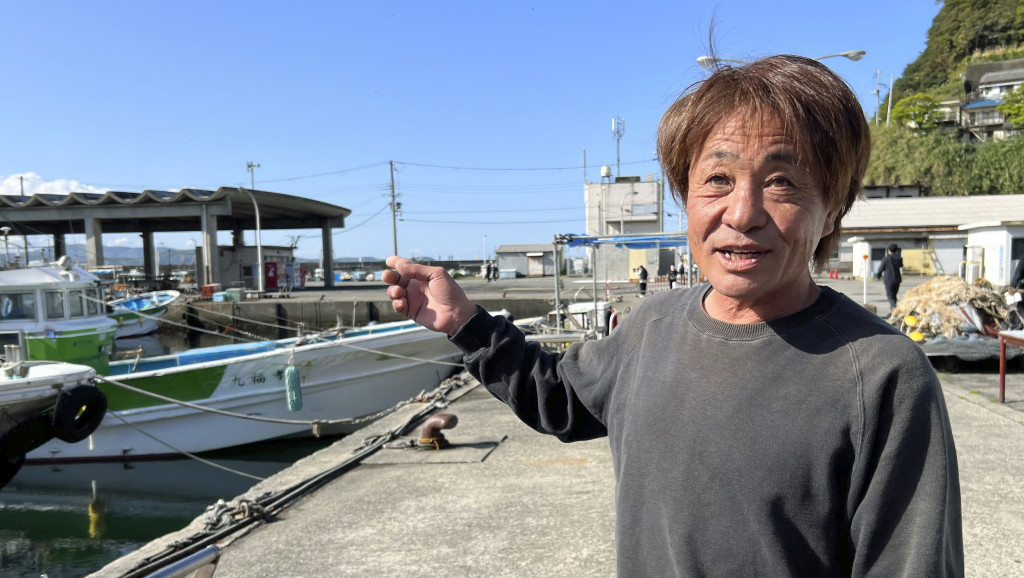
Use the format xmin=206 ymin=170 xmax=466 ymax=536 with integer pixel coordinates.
xmin=0 ymin=261 xmax=464 ymax=462
xmin=0 ymin=355 xmax=105 ymax=487
xmin=108 ymin=289 xmax=181 ymax=338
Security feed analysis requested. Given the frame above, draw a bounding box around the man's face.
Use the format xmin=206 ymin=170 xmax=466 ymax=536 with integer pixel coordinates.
xmin=686 ymin=113 xmax=835 ymax=320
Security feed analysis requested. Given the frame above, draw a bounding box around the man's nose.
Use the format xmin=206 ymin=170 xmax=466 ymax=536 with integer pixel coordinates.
xmin=721 ymin=180 xmax=768 ymax=232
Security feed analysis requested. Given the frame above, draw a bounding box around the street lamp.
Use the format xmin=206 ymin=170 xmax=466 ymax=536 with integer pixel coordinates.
xmin=0 ymin=227 xmax=9 ymax=268
xmin=241 ymin=188 xmax=264 ymax=293
xmin=619 ymin=191 xmax=639 ymax=235
xmin=697 ymin=50 xmax=866 ymax=69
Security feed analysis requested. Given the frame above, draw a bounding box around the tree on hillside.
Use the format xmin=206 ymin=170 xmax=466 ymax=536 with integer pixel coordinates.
xmin=997 ymin=85 xmax=1024 ymax=126
xmin=892 ymin=0 xmax=1022 ymax=101
xmin=890 ymin=93 xmax=941 ymax=129
xmin=972 ymin=136 xmax=1024 ymax=194
xmin=865 ymin=127 xmax=975 ymax=196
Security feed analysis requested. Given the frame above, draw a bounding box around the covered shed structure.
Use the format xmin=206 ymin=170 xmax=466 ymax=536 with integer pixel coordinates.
xmin=0 ymin=187 xmax=350 ymax=289
xmin=841 ymin=194 xmax=1024 ymax=285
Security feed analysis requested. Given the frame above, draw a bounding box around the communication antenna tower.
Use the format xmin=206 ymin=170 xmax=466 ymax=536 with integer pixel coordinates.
xmin=612 ymin=117 xmax=625 ymax=178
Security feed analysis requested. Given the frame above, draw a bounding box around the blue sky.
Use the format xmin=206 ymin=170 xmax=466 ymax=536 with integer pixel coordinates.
xmin=0 ymin=0 xmax=941 ymax=262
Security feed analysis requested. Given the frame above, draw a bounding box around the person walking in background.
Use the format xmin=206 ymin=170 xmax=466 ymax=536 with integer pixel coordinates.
xmin=637 ymin=264 xmax=648 ymax=297
xmin=875 ymin=243 xmax=903 ymax=308
xmin=668 ymin=264 xmax=677 ymax=290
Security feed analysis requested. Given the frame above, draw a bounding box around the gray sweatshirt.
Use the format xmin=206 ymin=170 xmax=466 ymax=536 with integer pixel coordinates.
xmin=451 ymin=284 xmax=963 ymax=577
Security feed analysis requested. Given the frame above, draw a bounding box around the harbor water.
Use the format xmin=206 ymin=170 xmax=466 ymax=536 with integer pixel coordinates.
xmin=0 ymin=332 xmax=336 ymax=578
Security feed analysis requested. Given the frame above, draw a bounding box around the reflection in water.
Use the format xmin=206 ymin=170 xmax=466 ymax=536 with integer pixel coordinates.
xmin=2 ymin=437 xmax=334 ymax=577
xmin=3 ymin=329 xmax=336 ymax=577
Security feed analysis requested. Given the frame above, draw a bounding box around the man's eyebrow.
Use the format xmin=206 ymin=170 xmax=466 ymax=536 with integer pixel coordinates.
xmin=702 ymin=149 xmax=737 ymax=162
xmin=700 ymin=149 xmax=802 ymax=166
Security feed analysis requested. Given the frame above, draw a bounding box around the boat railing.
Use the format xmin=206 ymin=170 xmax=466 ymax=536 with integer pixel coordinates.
xmin=141 ymin=545 xmax=221 ymax=578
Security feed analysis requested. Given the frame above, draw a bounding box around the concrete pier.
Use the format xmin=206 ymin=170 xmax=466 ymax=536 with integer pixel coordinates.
xmin=91 ymin=274 xmax=1024 ymax=577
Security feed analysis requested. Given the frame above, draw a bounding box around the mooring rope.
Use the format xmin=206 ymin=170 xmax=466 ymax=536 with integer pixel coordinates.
xmin=118 ymin=373 xmax=473 ymax=578
xmin=101 ymin=409 xmax=266 ymax=482
xmin=95 ymin=373 xmax=457 ymax=430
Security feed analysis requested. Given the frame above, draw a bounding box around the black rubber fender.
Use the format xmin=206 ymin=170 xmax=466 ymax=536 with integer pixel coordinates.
xmin=52 ymin=385 xmax=108 ymax=444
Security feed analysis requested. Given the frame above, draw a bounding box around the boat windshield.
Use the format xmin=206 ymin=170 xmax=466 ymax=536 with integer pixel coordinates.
xmin=86 ymin=288 xmax=102 ymax=315
xmin=44 ymin=290 xmax=65 ymax=320
xmin=68 ymin=289 xmax=85 ymax=318
xmin=0 ymin=291 xmax=37 ymax=322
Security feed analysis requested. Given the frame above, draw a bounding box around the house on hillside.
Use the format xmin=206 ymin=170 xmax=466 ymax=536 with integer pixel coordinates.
xmin=960 ymin=58 xmax=1024 ymax=141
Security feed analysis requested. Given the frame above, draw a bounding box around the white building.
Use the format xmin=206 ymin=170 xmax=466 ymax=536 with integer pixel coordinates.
xmin=841 ymin=194 xmax=1024 ymax=285
xmin=583 ymin=172 xmax=666 ymax=281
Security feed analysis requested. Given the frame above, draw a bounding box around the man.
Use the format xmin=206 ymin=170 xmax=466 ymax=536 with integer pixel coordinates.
xmin=636 ymin=264 xmax=648 ymax=297
xmin=667 ymin=264 xmax=677 ymax=289
xmin=384 ymin=55 xmax=962 ymax=576
xmin=875 ymin=243 xmax=903 ymax=308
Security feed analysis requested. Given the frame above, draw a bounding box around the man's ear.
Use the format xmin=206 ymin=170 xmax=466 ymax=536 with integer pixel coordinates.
xmin=820 ymin=210 xmax=838 ymax=239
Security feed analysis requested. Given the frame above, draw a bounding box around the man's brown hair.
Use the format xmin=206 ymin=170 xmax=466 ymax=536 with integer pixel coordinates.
xmin=657 ymin=55 xmax=871 ymax=271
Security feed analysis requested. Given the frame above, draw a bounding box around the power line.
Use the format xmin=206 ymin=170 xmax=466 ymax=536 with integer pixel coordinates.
xmin=394 ymin=158 xmax=656 ymax=172
xmin=401 ymin=217 xmax=584 ymax=225
xmin=333 ymin=204 xmax=390 ymax=235
xmin=259 ymin=162 xmax=389 ymax=184
xmin=409 ymin=206 xmax=580 ymax=215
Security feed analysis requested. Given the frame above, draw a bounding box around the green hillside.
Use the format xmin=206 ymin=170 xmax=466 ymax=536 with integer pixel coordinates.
xmin=891 ymin=0 xmax=1024 ymax=103
xmin=864 ymin=0 xmax=1024 ymax=195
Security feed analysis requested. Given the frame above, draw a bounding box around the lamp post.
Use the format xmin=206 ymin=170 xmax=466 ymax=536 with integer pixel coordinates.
xmin=241 ymin=188 xmax=264 ymax=293
xmin=697 ymin=50 xmax=866 ymax=69
xmin=0 ymin=227 xmax=9 ymax=269
xmin=619 ymin=191 xmax=638 ymax=235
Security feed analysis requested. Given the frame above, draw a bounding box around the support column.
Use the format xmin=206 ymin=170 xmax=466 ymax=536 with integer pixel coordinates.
xmin=201 ymin=204 xmax=219 ymax=286
xmin=83 ymin=218 xmax=104 ymax=268
xmin=141 ymin=231 xmax=155 ymax=279
xmin=321 ymin=221 xmax=335 ymax=288
xmin=53 ymin=234 xmax=66 ymax=261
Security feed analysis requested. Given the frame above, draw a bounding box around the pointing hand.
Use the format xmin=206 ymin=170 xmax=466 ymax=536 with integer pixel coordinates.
xmin=383 ymin=256 xmax=478 ymax=336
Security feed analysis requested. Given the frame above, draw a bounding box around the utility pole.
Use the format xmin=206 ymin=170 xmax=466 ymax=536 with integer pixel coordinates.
xmin=19 ymin=176 xmax=24 ymax=195
xmin=612 ymin=117 xmax=625 ymax=178
xmin=886 ymin=74 xmax=894 ymax=128
xmin=873 ymin=70 xmax=883 ymax=126
xmin=389 ymin=160 xmax=399 ymax=256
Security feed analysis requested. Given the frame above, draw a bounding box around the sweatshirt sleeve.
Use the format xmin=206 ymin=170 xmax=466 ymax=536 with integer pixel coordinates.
xmin=848 ymin=349 xmax=964 ymax=576
xmin=449 ymin=307 xmax=609 ymax=442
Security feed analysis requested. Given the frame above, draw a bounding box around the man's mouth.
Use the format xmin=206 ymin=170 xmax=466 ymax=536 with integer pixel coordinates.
xmin=720 ymin=250 xmax=764 ymax=261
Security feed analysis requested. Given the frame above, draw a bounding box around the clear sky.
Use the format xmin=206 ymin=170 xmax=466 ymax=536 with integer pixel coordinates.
xmin=0 ymin=0 xmax=942 ymax=262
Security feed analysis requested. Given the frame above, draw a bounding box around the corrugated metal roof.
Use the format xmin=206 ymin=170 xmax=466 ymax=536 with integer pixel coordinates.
xmin=979 ymin=69 xmax=1024 ymax=85
xmin=843 ymin=195 xmax=1024 ymax=230
xmin=496 ymin=244 xmax=554 ymax=253
xmin=962 ymin=98 xmax=1002 ymax=109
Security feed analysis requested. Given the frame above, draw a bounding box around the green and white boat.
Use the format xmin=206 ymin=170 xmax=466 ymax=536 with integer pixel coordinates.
xmin=0 ymin=261 xmax=464 ymax=462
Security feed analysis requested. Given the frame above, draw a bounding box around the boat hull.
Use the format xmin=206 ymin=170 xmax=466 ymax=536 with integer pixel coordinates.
xmin=109 ymin=290 xmax=179 ymax=338
xmin=27 ymin=323 xmax=462 ymax=461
